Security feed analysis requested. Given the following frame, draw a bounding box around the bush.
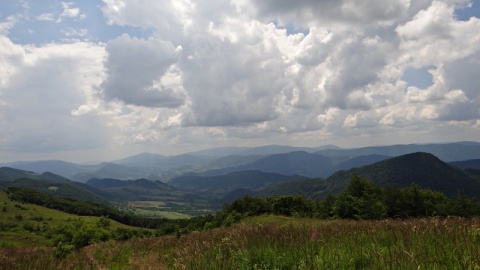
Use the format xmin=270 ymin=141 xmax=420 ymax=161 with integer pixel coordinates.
xmin=54 ymin=242 xmax=75 ymax=259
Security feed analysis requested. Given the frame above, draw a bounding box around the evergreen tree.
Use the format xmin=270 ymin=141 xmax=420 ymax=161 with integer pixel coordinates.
xmin=332 ymin=175 xmax=387 ymax=220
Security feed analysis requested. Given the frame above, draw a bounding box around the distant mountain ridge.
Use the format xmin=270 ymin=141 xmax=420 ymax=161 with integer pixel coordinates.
xmin=2 ymin=142 xmax=479 ymax=184
xmin=240 ymin=151 xmax=333 ymax=177
xmin=0 ymin=167 xmax=71 ymax=184
xmin=315 ymin=142 xmax=480 ymax=162
xmin=169 ymin=170 xmax=301 ymax=196
xmin=450 ymin=159 xmax=480 ymax=170
xmin=3 ymin=149 xmax=480 ymax=216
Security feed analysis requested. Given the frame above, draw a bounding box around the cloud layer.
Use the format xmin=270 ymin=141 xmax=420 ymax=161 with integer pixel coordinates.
xmin=0 ymin=0 xmax=479 ymax=161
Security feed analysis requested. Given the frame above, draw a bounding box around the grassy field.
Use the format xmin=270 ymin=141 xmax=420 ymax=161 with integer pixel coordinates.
xmin=2 ymin=215 xmax=480 ymax=269
xmin=125 ymin=201 xmax=191 ymax=219
xmin=0 ymin=192 xmax=140 ymax=248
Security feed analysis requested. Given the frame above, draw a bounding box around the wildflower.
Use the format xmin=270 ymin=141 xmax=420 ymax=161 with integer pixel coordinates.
xmin=311 ymin=232 xmax=317 ymax=239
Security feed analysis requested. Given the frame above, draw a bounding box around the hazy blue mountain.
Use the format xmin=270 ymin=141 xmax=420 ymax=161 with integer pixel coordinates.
xmin=0 ymin=167 xmax=71 ymax=184
xmin=322 ymin=152 xmax=480 ymax=199
xmin=238 ymin=144 xmax=339 ymax=156
xmin=0 ymin=160 xmax=146 ymax=183
xmin=315 ymin=142 xmax=480 ymax=162
xmin=85 ymin=178 xmax=131 ymax=189
xmin=258 ymin=178 xmax=326 ymax=198
xmin=95 ymin=162 xmax=152 ymax=178
xmin=244 ymin=151 xmax=333 ymax=177
xmin=1 ymin=160 xmax=101 ymax=180
xmin=112 ymin=153 xmax=214 ymax=170
xmin=323 ymin=155 xmax=391 ymax=176
xmin=186 ymin=153 xmax=390 ymax=178
xmin=311 ymin=144 xmax=343 ymax=151
xmin=112 ymin=152 xmax=166 ymax=167
xmin=450 ymin=159 xmax=480 ymax=170
xmin=170 ymin=170 xmax=300 ymax=197
xmin=2 ymin=142 xmax=478 ymax=187
xmin=185 ymin=147 xmax=250 ymax=157
xmin=84 ymin=177 xmax=191 ymax=203
xmin=207 ymin=154 xmax=267 ymax=169
xmin=185 ymin=144 xmax=340 ymax=157
xmin=214 ymin=188 xmax=258 ymax=207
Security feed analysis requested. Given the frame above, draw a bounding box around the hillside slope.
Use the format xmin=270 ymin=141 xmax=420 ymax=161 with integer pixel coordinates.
xmin=170 ymin=170 xmax=300 ymax=196
xmin=322 ymin=152 xmax=480 ymax=198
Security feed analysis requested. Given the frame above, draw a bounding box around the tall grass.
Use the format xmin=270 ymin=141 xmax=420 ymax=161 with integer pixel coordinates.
xmin=165 ymin=216 xmax=480 ymax=269
xmin=1 ymin=216 xmax=480 ymax=269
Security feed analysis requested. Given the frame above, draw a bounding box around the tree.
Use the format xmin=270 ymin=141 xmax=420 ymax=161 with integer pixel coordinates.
xmin=332 ymin=175 xmax=387 ymax=220
xmin=316 ymin=195 xmax=336 ymax=219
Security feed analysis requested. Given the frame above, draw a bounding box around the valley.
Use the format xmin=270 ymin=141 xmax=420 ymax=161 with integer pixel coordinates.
xmin=2 ymin=142 xmax=480 ymax=217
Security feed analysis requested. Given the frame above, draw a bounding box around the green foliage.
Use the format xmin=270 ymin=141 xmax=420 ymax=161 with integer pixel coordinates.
xmin=332 ymin=175 xmax=387 ymax=220
xmin=268 ymin=195 xmax=316 ymax=217
xmin=22 ymin=222 xmax=36 ymax=232
xmin=225 ymin=195 xmax=270 ymax=216
xmin=0 ymin=221 xmax=18 ymax=231
xmin=5 ymin=187 xmax=167 ymax=229
xmin=222 ymin=211 xmax=243 ymax=227
xmin=219 ymin=175 xmax=480 ymax=222
xmin=6 ymin=187 xmax=112 ymax=216
xmin=53 ymin=242 xmax=75 ymax=259
xmin=316 ymin=195 xmax=336 ymax=219
xmin=7 ymin=177 xmax=106 ymax=204
xmin=96 ymin=216 xmax=111 ymax=228
xmin=384 ymin=184 xmax=449 ymax=217
xmin=47 ymin=218 xmax=116 ymax=249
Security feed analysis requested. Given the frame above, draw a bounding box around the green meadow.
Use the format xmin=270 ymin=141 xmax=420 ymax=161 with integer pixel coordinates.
xmin=0 ymin=191 xmax=141 ymax=248
xmin=2 ymin=215 xmax=480 ymax=269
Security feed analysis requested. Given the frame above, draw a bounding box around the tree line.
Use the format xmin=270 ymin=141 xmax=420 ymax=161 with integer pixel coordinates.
xmin=4 ymin=175 xmax=480 ymax=257
xmin=222 ymin=175 xmax=480 ymax=220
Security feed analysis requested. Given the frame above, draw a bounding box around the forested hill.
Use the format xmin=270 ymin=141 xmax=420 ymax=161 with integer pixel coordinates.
xmin=0 ymin=167 xmax=71 ymax=184
xmin=322 ymin=152 xmax=480 ymax=198
xmin=170 ymin=170 xmax=300 ymax=196
xmin=84 ymin=177 xmax=190 ymax=202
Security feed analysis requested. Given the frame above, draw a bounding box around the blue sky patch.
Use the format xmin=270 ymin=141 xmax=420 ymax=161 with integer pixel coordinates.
xmin=272 ymin=20 xmax=310 ymax=36
xmin=454 ymin=0 xmax=480 ymax=21
xmin=402 ymin=66 xmax=435 ymax=89
xmin=1 ymin=0 xmax=150 ymax=45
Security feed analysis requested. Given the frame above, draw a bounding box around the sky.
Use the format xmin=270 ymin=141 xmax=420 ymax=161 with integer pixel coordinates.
xmin=0 ymin=0 xmax=479 ymax=163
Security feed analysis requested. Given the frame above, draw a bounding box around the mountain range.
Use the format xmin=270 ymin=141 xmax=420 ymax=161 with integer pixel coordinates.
xmin=3 ymin=142 xmax=479 ymax=182
xmin=1 ymin=141 xmax=480 ymax=215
